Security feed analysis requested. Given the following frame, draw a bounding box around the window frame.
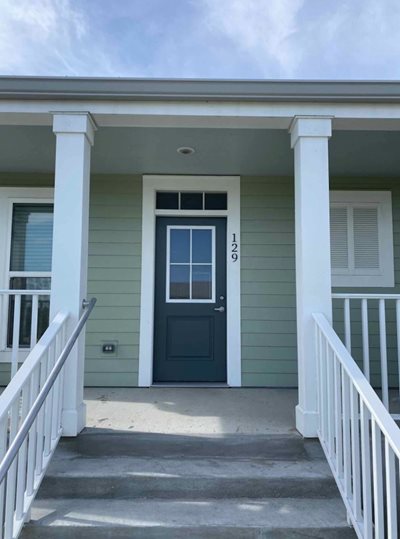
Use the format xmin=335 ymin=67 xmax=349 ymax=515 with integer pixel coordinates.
xmin=166 ymin=225 xmax=216 ymax=303
xmin=330 ymin=190 xmax=394 ymax=287
xmin=0 ymin=188 xmax=54 ymax=355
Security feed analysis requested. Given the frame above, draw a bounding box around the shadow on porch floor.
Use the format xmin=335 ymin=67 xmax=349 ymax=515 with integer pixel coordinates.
xmin=84 ymin=388 xmax=298 ymax=435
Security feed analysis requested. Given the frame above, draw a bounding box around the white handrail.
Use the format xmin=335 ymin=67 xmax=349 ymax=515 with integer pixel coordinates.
xmin=0 ymin=298 xmax=96 ymax=539
xmin=332 ymin=293 xmax=400 ymax=417
xmin=314 ymin=312 xmax=400 ymax=538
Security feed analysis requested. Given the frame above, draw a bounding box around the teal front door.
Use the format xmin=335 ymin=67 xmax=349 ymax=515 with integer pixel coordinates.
xmin=153 ymin=217 xmax=227 ymax=383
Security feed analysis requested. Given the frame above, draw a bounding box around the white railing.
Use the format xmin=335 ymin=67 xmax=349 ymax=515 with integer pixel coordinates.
xmin=314 ymin=312 xmax=400 ymax=539
xmin=0 ymin=290 xmax=51 ymax=378
xmin=332 ymin=293 xmax=400 ymax=418
xmin=0 ymin=298 xmax=96 ymax=539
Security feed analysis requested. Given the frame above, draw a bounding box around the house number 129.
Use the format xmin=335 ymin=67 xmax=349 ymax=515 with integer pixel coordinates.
xmin=231 ymin=233 xmax=238 ymax=262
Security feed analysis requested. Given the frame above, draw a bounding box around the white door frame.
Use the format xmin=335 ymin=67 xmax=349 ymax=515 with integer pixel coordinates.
xmin=138 ymin=175 xmax=241 ymax=386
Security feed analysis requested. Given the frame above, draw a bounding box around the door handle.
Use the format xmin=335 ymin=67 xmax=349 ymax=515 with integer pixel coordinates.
xmin=214 ymin=306 xmax=225 ymax=312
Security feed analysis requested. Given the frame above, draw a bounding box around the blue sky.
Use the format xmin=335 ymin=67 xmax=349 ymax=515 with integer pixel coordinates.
xmin=0 ymin=0 xmax=399 ymax=79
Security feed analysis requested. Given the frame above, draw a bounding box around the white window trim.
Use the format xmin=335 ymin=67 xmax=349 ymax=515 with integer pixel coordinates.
xmin=330 ymin=190 xmax=394 ymax=287
xmin=0 ymin=187 xmax=54 ymax=361
xmin=139 ymin=175 xmax=241 ymax=387
xmin=166 ymin=225 xmax=216 ymax=304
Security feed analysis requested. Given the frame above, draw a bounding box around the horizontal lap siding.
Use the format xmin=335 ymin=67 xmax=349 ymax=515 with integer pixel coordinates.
xmin=331 ymin=178 xmax=400 ymax=388
xmin=85 ymin=174 xmax=142 ymax=386
xmin=240 ymin=176 xmax=297 ymax=387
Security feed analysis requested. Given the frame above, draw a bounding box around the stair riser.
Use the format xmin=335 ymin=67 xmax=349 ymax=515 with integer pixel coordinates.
xmin=21 ymin=526 xmax=356 ymax=539
xmin=39 ymin=476 xmax=339 ymax=500
xmin=63 ymin=434 xmax=315 ymax=460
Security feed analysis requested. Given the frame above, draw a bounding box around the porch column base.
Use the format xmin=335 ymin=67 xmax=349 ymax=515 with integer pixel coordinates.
xmin=61 ymin=402 xmax=86 ymax=437
xmin=295 ymin=405 xmax=318 ymax=438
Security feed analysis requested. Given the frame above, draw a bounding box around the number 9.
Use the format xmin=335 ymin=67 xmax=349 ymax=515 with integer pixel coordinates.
xmin=232 ymin=253 xmax=238 ymax=262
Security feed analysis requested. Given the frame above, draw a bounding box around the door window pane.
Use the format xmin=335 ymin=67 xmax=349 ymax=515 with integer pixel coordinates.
xmin=156 ymin=192 xmax=179 ymax=210
xmin=192 ymin=229 xmax=212 ymax=263
xmin=192 ymin=265 xmax=212 ymax=299
xmin=205 ymin=193 xmax=227 ymax=210
xmin=170 ymin=265 xmax=190 ymax=299
xmin=180 ymin=193 xmax=203 ymax=210
xmin=170 ymin=229 xmax=190 ymax=263
xmin=167 ymin=226 xmax=215 ymax=302
xmin=10 ymin=204 xmax=53 ymax=272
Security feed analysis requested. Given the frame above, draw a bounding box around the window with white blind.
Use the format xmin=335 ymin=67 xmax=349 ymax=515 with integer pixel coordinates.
xmin=330 ymin=191 xmax=394 ymax=287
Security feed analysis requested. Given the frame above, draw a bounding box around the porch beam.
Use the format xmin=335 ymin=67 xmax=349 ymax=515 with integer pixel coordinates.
xmin=290 ymin=116 xmax=333 ymax=438
xmin=51 ymin=112 xmax=96 ymax=437
xmin=2 ymin=101 xmax=400 ymax=130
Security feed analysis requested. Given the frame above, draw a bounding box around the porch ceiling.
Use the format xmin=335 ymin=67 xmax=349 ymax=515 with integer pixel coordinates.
xmin=0 ymin=125 xmax=400 ymax=177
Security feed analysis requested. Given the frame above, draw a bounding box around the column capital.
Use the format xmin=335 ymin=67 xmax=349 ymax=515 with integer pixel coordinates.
xmin=289 ymin=116 xmax=333 ymax=148
xmin=52 ymin=112 xmax=97 ymax=146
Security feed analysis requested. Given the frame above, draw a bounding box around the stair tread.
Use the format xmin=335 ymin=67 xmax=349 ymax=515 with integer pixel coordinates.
xmin=27 ymin=497 xmax=351 ymax=529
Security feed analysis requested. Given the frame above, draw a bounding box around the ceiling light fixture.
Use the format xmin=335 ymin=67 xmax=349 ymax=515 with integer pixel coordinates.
xmin=177 ymin=146 xmax=195 ymax=155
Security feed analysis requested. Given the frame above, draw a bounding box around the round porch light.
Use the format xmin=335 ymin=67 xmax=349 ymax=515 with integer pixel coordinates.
xmin=177 ymin=146 xmax=195 ymax=155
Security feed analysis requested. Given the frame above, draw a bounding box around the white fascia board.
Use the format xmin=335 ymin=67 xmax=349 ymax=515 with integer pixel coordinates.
xmin=2 ymin=100 xmax=400 ymax=130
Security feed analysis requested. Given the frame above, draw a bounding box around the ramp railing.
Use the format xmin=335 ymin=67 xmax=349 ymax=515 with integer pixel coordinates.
xmin=314 ymin=312 xmax=400 ymax=538
xmin=0 ymin=297 xmax=96 ymax=539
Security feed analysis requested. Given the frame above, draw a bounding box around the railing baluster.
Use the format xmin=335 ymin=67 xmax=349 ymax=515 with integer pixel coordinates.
xmin=44 ymin=344 xmax=55 ymax=457
xmin=360 ymin=401 xmax=372 ymax=538
xmin=4 ymin=398 xmax=20 ymax=539
xmin=26 ymin=366 xmax=40 ymax=500
xmin=11 ymin=294 xmax=21 ymax=378
xmin=385 ymin=439 xmax=398 ymax=538
xmin=371 ymin=419 xmax=384 ymax=539
xmin=342 ymin=369 xmax=351 ymax=501
xmin=350 ymin=384 xmax=362 ymax=525
xmin=29 ymin=295 xmax=39 ymax=349
xmin=327 ymin=342 xmax=335 ymax=458
xmin=378 ymin=299 xmax=389 ymax=410
xmin=344 ymin=298 xmax=351 ymax=353
xmin=361 ymin=298 xmax=370 ymax=381
xmin=15 ymin=382 xmax=31 ymax=524
xmin=334 ymin=357 xmax=343 ymax=478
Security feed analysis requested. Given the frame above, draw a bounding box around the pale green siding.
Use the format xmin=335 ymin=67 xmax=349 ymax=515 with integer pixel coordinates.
xmin=1 ymin=173 xmax=400 ymax=388
xmin=240 ymin=176 xmax=297 ymax=387
xmin=85 ymin=175 xmax=142 ymax=386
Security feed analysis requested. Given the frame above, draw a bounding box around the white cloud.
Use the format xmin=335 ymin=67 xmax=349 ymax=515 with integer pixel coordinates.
xmin=200 ymin=0 xmax=305 ymax=77
xmin=0 ymin=0 xmax=118 ymax=76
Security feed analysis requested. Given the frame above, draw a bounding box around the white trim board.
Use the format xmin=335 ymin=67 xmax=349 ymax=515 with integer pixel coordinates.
xmin=138 ymin=175 xmax=241 ymax=387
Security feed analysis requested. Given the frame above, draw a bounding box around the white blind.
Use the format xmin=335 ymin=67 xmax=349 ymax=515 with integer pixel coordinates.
xmin=353 ymin=207 xmax=379 ymax=269
xmin=330 ymin=206 xmax=349 ymax=269
xmin=10 ymin=204 xmax=54 ymax=272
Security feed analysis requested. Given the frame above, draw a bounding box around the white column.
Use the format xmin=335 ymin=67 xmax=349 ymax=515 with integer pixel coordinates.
xmin=290 ymin=116 xmax=333 ymax=438
xmin=51 ymin=112 xmax=96 ymax=437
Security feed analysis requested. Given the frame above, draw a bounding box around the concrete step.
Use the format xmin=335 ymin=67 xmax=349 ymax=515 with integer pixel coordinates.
xmin=21 ymin=498 xmax=356 ymax=538
xmin=39 ymin=455 xmax=338 ymax=499
xmin=60 ymin=430 xmax=322 ymax=460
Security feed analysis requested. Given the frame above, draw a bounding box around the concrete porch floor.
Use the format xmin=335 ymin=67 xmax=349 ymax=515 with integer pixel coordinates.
xmin=84 ymin=388 xmax=298 ymax=435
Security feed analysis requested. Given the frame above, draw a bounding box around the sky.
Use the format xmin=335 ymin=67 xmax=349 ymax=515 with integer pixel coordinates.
xmin=0 ymin=0 xmax=399 ymax=80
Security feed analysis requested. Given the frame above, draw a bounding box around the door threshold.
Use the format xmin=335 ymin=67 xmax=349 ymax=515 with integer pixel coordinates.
xmin=151 ymin=383 xmax=229 ymax=388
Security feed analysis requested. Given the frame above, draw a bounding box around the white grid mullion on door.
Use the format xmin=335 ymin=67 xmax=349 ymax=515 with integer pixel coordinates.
xmin=166 ymin=225 xmax=215 ymax=304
